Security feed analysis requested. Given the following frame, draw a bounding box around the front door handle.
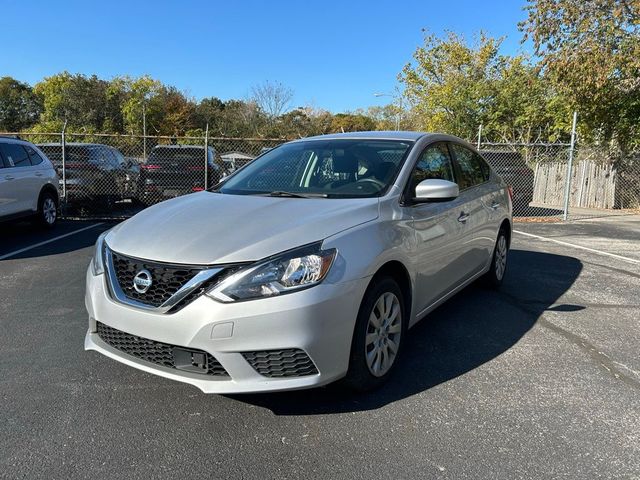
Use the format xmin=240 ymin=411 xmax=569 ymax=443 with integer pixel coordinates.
xmin=458 ymin=212 xmax=469 ymax=223
xmin=4 ymin=175 xmax=15 ymax=181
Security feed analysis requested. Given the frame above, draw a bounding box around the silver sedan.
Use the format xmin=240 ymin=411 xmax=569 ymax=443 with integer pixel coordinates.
xmin=84 ymin=131 xmax=512 ymax=393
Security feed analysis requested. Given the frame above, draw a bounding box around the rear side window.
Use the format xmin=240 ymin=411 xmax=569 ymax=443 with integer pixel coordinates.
xmin=149 ymin=148 xmax=204 ymax=164
xmin=0 ymin=143 xmax=31 ymax=168
xmin=110 ymin=148 xmax=127 ymax=167
xmin=408 ymin=142 xmax=455 ymax=196
xmin=450 ymin=143 xmax=489 ymax=190
xmin=25 ymin=145 xmax=44 ymax=165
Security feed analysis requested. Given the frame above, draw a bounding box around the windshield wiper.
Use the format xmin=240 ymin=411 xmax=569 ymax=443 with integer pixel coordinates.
xmin=267 ymin=191 xmax=327 ymax=198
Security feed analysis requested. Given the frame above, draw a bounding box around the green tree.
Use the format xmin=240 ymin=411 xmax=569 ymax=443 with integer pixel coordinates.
xmin=330 ymin=113 xmax=376 ymax=133
xmin=486 ymin=56 xmax=570 ymax=142
xmin=114 ymin=75 xmax=164 ymax=135
xmin=0 ymin=77 xmax=41 ymax=131
xmin=156 ymin=87 xmax=197 ymax=136
xmin=400 ymin=31 xmax=505 ymax=139
xmin=400 ymin=31 xmax=570 ymax=142
xmin=33 ymin=72 xmax=114 ymax=132
xmin=520 ymin=0 xmax=640 ymax=151
xmin=194 ymin=97 xmax=226 ymax=135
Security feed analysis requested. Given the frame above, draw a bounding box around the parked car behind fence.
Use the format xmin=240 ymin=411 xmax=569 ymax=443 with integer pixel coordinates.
xmin=481 ymin=150 xmax=534 ymax=213
xmin=38 ymin=143 xmax=139 ymax=211
xmin=139 ymin=145 xmax=221 ymax=205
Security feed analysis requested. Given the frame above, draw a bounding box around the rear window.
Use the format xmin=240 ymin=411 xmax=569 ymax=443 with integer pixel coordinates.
xmin=26 ymin=145 xmax=44 ymax=165
xmin=38 ymin=145 xmax=101 ymax=164
xmin=149 ymin=148 xmax=205 ymax=164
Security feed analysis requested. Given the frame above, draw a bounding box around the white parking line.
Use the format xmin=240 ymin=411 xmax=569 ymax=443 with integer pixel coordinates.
xmin=514 ymin=229 xmax=640 ymax=265
xmin=0 ymin=223 xmax=104 ymax=260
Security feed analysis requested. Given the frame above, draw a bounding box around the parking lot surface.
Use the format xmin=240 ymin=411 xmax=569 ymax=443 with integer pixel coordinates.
xmin=1 ymin=217 xmax=639 ymax=479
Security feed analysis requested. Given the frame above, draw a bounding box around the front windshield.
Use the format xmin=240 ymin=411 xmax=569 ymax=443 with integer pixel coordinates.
xmin=218 ymin=139 xmax=413 ymax=198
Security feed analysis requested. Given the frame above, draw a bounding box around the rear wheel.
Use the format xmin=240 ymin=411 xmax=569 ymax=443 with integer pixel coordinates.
xmin=36 ymin=191 xmax=58 ymax=228
xmin=483 ymin=228 xmax=508 ymax=287
xmin=343 ymin=276 xmax=406 ymax=391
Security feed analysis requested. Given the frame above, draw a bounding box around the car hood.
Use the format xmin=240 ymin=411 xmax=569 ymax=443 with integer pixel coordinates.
xmin=106 ymin=192 xmax=379 ymax=264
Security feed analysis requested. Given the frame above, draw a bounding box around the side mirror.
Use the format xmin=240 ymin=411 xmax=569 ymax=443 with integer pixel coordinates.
xmin=413 ymin=179 xmax=459 ymax=203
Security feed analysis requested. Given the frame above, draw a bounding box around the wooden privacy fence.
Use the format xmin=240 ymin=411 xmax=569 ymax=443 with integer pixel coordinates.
xmin=533 ymin=160 xmax=617 ymax=209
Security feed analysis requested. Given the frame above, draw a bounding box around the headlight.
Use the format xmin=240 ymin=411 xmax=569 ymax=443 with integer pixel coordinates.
xmin=207 ymin=243 xmax=336 ymax=302
xmin=91 ymin=231 xmax=108 ymax=275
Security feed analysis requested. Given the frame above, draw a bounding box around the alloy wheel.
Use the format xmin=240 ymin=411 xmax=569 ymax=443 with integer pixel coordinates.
xmin=43 ymin=197 xmax=57 ymax=225
xmin=495 ymin=235 xmax=507 ymax=280
xmin=365 ymin=292 xmax=402 ymax=377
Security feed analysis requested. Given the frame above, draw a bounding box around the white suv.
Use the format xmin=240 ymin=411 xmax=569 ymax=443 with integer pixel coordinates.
xmin=0 ymin=136 xmax=59 ymax=227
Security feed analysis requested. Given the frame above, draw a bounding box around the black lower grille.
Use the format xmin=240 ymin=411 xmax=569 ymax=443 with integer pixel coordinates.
xmin=242 ymin=349 xmax=318 ymax=377
xmin=111 ymin=251 xmax=205 ymax=307
xmin=96 ymin=322 xmax=228 ymax=376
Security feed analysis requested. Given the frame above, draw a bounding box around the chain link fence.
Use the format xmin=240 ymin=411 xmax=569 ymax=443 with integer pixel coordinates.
xmin=2 ymin=131 xmax=639 ymax=221
xmin=7 ymin=132 xmax=284 ymax=219
xmin=480 ymin=141 xmax=640 ymax=221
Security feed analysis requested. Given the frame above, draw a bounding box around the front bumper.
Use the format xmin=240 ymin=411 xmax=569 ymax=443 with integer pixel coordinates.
xmin=84 ymin=267 xmax=369 ymax=393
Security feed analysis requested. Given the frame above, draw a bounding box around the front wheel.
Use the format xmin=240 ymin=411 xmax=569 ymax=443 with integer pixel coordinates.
xmin=343 ymin=276 xmax=406 ymax=392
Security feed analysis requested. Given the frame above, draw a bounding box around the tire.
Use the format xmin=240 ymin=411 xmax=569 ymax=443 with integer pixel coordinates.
xmin=483 ymin=228 xmax=509 ymax=288
xmin=35 ymin=190 xmax=58 ymax=228
xmin=342 ymin=276 xmax=407 ymax=392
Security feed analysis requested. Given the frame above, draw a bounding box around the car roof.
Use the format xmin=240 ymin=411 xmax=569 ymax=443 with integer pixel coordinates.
xmin=0 ymin=135 xmax=35 ymax=145
xmin=38 ymin=143 xmax=111 ymax=148
xmin=152 ymin=144 xmax=209 ymax=149
xmin=291 ymin=131 xmax=460 ymax=143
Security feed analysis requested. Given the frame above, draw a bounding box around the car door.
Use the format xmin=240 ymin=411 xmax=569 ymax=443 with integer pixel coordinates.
xmin=408 ymin=142 xmax=471 ymax=313
xmin=0 ymin=142 xmax=41 ymax=214
xmin=449 ymin=142 xmax=496 ymax=275
xmin=0 ymin=146 xmax=15 ymax=216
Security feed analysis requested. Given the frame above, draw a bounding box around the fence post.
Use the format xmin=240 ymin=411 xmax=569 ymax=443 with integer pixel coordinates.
xmin=142 ymin=102 xmax=147 ymax=160
xmin=61 ymin=120 xmax=67 ymax=202
xmin=476 ymin=124 xmax=482 ymax=150
xmin=562 ymin=111 xmax=578 ymax=220
xmin=204 ymin=123 xmax=209 ymax=189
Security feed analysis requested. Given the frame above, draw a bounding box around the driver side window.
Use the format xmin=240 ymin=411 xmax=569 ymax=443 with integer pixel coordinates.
xmin=409 ymin=142 xmax=455 ymax=195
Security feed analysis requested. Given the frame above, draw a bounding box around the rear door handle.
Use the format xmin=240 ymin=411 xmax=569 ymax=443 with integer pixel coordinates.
xmin=4 ymin=175 xmax=14 ymax=180
xmin=35 ymin=172 xmax=44 ymax=177
xmin=490 ymin=202 xmax=500 ymax=210
xmin=458 ymin=212 xmax=469 ymax=223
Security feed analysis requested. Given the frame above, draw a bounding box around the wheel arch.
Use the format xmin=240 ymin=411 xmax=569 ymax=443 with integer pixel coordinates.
xmin=369 ymin=260 xmax=413 ymax=321
xmin=38 ymin=183 xmax=59 ymax=207
xmin=499 ymin=218 xmax=512 ymax=247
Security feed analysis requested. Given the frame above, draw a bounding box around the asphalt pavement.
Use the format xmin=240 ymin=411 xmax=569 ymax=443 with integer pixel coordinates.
xmin=0 ymin=217 xmax=638 ymax=479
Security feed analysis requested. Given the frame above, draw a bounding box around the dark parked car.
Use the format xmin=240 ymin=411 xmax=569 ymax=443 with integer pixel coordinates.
xmin=481 ymin=150 xmax=534 ymax=212
xmin=38 ymin=143 xmax=136 ymax=209
xmin=139 ymin=145 xmax=221 ymax=205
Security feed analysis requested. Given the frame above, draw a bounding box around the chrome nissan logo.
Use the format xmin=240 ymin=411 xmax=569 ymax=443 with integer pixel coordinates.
xmin=133 ymin=269 xmax=153 ymax=293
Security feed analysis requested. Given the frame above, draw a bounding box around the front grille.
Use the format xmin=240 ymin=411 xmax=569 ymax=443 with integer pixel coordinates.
xmin=96 ymin=322 xmax=228 ymax=376
xmin=110 ymin=251 xmax=206 ymax=307
xmin=242 ymin=349 xmax=318 ymax=377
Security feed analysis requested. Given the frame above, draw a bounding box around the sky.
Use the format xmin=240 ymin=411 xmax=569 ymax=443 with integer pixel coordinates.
xmin=0 ymin=0 xmax=531 ymax=113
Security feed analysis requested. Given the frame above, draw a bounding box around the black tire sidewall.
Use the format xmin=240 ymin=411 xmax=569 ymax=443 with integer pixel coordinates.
xmin=343 ymin=276 xmax=407 ymax=392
